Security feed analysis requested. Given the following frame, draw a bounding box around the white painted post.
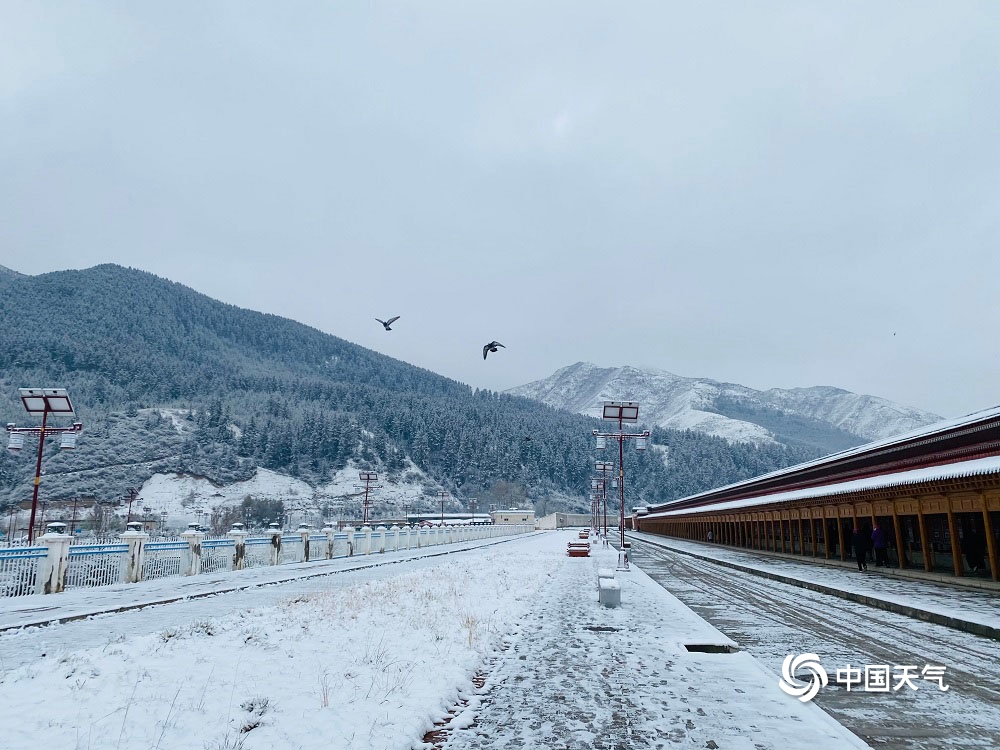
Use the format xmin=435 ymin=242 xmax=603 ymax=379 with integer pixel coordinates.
xmin=362 ymin=525 xmax=373 ymax=555
xmin=36 ymin=526 xmax=72 ymax=594
xmin=323 ymin=523 xmax=336 ymax=559
xmin=375 ymin=526 xmax=386 ymax=554
xmin=181 ymin=525 xmax=204 ymax=576
xmin=344 ymin=526 xmax=356 ymax=556
xmin=389 ymin=525 xmax=399 ymax=552
xmin=120 ymin=525 xmax=149 ymax=584
xmin=268 ymin=524 xmax=282 ymax=566
xmin=299 ymin=527 xmax=311 ymax=562
xmin=229 ymin=526 xmax=249 ymax=570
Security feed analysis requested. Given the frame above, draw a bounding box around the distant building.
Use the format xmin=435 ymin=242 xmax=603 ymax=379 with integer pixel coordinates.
xmin=537 ymin=512 xmax=605 ymax=529
xmin=490 ymin=509 xmax=535 ymax=525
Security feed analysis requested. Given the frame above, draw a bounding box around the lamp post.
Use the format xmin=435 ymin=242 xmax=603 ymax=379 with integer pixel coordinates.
xmin=590 ymin=478 xmax=605 ymax=531
xmin=595 ymin=461 xmax=614 ymax=544
xmin=593 ymin=401 xmax=649 ymax=570
xmin=438 ymin=491 xmax=449 ymax=525
xmin=354 ymin=472 xmax=381 ymax=526
xmin=6 ymin=388 xmax=84 ymax=543
xmin=468 ymin=497 xmax=478 ymax=523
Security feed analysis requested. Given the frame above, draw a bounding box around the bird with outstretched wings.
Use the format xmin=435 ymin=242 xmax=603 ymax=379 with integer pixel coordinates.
xmin=376 ymin=316 xmax=400 ymax=331
xmin=483 ymin=341 xmax=505 ymax=359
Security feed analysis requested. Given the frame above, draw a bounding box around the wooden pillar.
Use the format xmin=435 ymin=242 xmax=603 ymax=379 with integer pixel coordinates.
xmin=798 ymin=518 xmax=805 ymax=555
xmin=916 ymin=503 xmax=933 ymax=572
xmin=946 ymin=498 xmax=964 ymax=577
xmin=823 ymin=516 xmax=830 ymax=559
xmin=891 ymin=501 xmax=906 ymax=569
xmin=837 ymin=515 xmax=846 ymax=561
xmin=982 ymin=503 xmax=999 ymax=582
xmin=811 ymin=517 xmax=818 ymax=557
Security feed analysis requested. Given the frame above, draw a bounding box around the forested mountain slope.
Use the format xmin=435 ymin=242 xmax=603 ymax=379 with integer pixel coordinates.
xmin=0 ymin=265 xmax=814 ymax=511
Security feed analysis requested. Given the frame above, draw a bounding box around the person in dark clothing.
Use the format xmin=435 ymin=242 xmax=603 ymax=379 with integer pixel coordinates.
xmin=851 ymin=526 xmax=868 ymax=571
xmin=871 ymin=522 xmax=888 ymax=567
xmin=964 ymin=530 xmax=986 ymax=574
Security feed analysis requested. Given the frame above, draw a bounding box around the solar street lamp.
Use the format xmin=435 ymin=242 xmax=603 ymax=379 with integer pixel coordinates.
xmin=593 ymin=401 xmax=650 ymax=570
xmin=6 ymin=388 xmax=84 ymax=542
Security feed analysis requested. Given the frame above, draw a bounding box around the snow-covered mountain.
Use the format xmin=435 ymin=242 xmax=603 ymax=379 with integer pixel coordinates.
xmin=508 ymin=362 xmax=942 ymax=454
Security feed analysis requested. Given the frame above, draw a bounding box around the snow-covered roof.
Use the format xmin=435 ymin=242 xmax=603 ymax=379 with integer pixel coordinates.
xmin=645 ymin=454 xmax=1000 ymax=518
xmin=649 ymin=403 xmax=1000 ymax=513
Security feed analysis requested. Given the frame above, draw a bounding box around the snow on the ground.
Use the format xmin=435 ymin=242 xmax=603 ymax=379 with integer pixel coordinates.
xmin=138 ymin=408 xmax=194 ymax=435
xmin=0 ymin=534 xmax=550 ymax=750
xmin=139 ymin=461 xmax=440 ymax=528
xmin=0 ymin=534 xmax=526 ymax=633
xmin=628 ymin=536 xmax=1000 ymax=749
xmin=629 ymin=532 xmax=1000 ymax=630
xmin=448 ymin=538 xmax=866 ymax=750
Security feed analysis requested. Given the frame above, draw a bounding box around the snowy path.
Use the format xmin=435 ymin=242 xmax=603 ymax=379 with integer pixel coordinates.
xmin=629 ymin=537 xmax=1000 ymax=749
xmin=0 ymin=533 xmax=535 ymax=632
xmin=447 ymin=537 xmax=864 ymax=750
xmin=628 ymin=532 xmax=1000 ymax=634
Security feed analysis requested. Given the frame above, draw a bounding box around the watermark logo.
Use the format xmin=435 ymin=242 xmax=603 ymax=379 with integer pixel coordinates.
xmin=779 ymin=653 xmax=828 ymax=702
xmin=780 ymin=655 xmax=949 ymax=702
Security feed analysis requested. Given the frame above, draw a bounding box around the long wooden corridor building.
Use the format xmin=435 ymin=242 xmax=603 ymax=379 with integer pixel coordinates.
xmin=636 ymin=407 xmax=1000 ymax=582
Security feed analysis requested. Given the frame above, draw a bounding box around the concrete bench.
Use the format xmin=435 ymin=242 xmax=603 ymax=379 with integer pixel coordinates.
xmin=598 ymin=578 xmax=621 ymax=608
xmin=597 ymin=568 xmax=616 ymax=581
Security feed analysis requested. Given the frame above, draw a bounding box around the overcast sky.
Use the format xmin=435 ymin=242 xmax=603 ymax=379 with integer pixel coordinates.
xmin=2 ymin=2 xmax=998 ymax=418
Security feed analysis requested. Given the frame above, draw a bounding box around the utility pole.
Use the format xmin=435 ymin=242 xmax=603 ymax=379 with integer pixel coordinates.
xmin=122 ymin=487 xmax=141 ymax=526
xmin=354 ymin=472 xmax=381 ymax=525
xmin=438 ymin=491 xmax=449 ymax=525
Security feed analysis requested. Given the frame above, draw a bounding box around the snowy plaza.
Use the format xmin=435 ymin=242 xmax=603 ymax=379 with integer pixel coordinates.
xmin=0 ymin=530 xmax=897 ymax=750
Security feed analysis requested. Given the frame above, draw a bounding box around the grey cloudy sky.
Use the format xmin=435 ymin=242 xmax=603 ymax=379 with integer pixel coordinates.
xmin=2 ymin=1 xmax=998 ymax=418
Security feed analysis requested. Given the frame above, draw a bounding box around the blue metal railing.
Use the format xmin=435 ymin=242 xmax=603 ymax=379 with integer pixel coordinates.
xmin=68 ymin=544 xmax=129 ymax=557
xmin=146 ymin=541 xmax=188 ymax=552
xmin=0 ymin=546 xmax=46 ymax=560
xmin=202 ymin=539 xmax=236 ymax=549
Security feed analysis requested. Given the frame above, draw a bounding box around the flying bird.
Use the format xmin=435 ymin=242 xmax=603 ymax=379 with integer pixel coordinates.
xmin=376 ymin=316 xmax=400 ymax=331
xmin=483 ymin=341 xmax=505 ymax=359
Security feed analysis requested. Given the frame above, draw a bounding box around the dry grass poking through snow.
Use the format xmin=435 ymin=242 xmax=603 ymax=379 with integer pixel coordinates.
xmin=0 ymin=541 xmax=558 ymax=750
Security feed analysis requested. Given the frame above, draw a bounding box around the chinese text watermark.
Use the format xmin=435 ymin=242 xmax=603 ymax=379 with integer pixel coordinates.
xmin=780 ymin=653 xmax=950 ymax=702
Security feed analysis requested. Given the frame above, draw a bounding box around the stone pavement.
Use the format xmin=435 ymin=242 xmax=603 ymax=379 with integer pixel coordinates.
xmin=445 ymin=540 xmax=865 ymax=750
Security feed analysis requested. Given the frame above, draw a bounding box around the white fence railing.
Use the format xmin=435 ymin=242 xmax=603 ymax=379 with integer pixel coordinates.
xmin=0 ymin=523 xmax=533 ymax=598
